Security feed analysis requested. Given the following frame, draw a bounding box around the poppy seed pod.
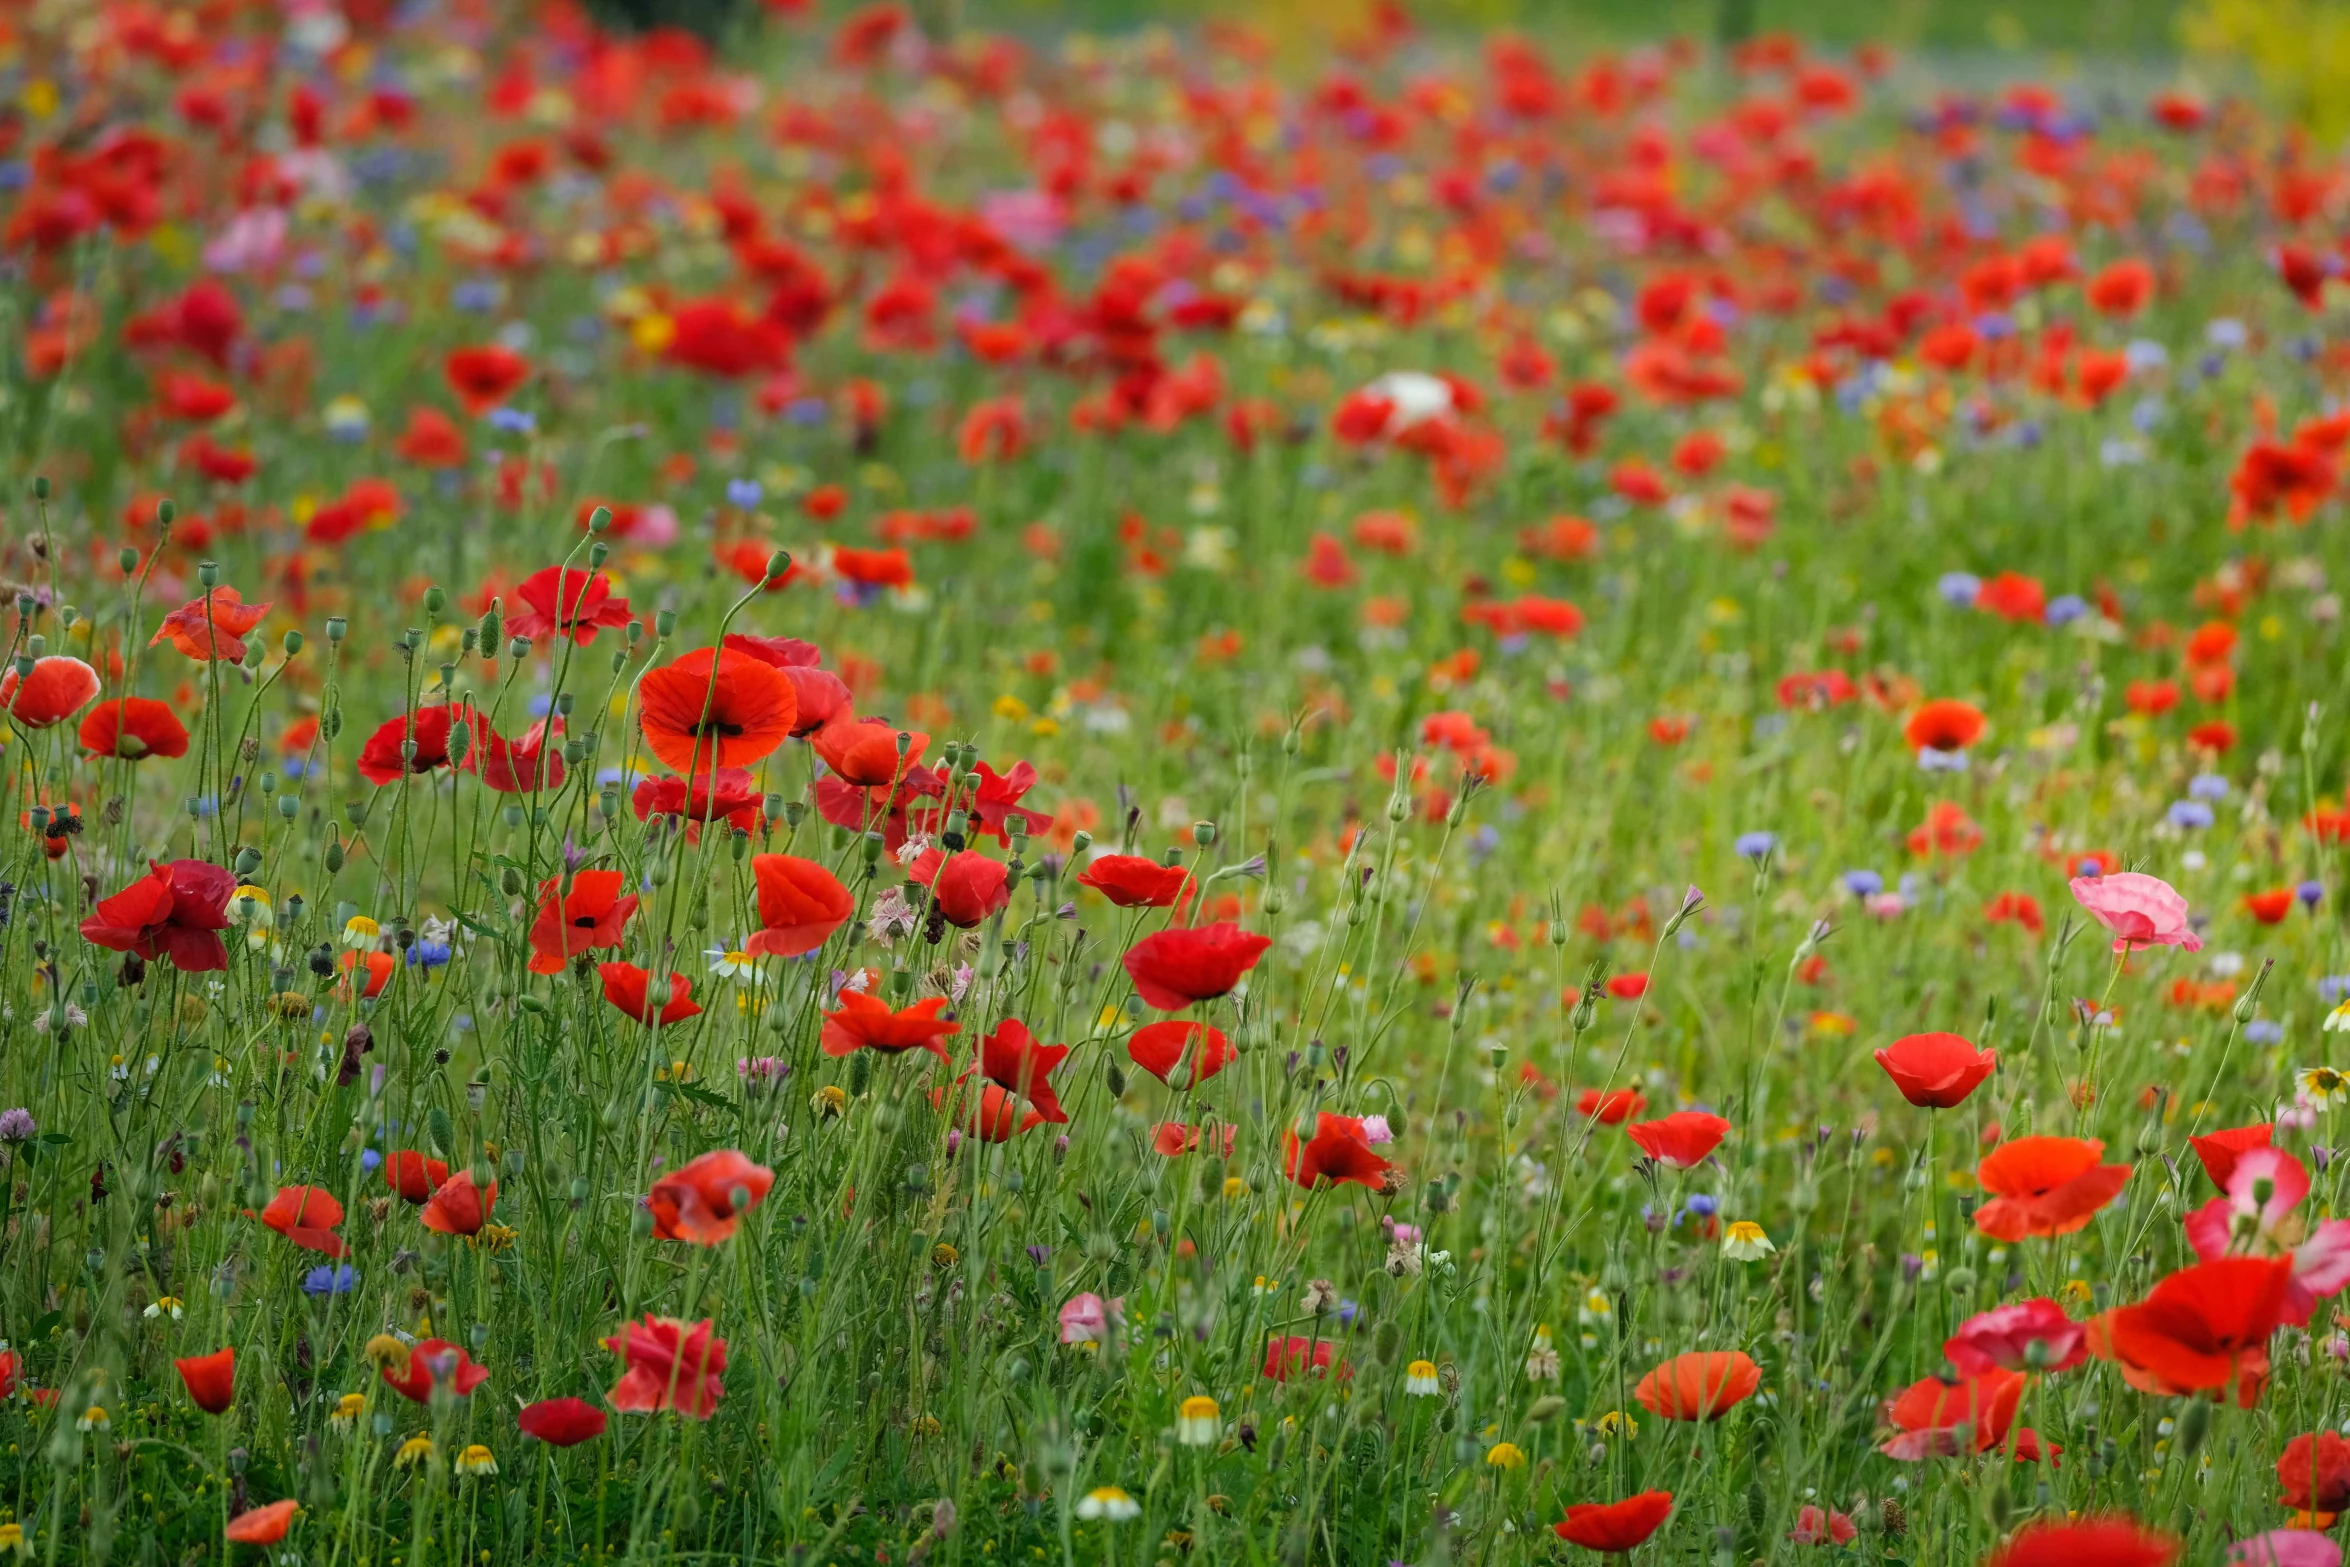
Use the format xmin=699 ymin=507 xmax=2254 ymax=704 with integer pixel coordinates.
xmin=588 ymin=505 xmax=611 ymax=532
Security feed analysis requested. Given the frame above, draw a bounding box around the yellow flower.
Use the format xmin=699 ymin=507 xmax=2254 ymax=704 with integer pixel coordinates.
xmin=364 ymin=1334 xmax=412 ymax=1378
xmin=454 ymin=1444 xmax=497 ymax=1478
xmin=1594 ymin=1409 xmax=1639 ymax=1439
xmin=1404 ymin=1360 xmax=1440 ymax=1397
xmin=2299 ymin=1066 xmax=2349 ymax=1107
xmin=143 ymin=1297 xmax=183 ymax=1320
xmin=813 ymin=1084 xmax=848 ymax=1117
xmin=329 ymin=1392 xmax=364 ymax=1434
xmin=1722 ymin=1220 xmax=1775 ymax=1261
xmin=1484 ymin=1441 xmax=1526 ymax=1470
xmin=395 ymin=1435 xmax=436 ymax=1470
xmin=0 ymin=1521 xmax=23 ymax=1556
xmin=77 ymin=1406 xmax=109 ymax=1432
xmin=468 ymin=1223 xmax=518 ymax=1253
xmin=340 ymin=914 xmax=381 ymax=949
xmin=1075 ymin=1487 xmax=1139 ymax=1521
xmin=1176 ymin=1395 xmax=1220 ymax=1447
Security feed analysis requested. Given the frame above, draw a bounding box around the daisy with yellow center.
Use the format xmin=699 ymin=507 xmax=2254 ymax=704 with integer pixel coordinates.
xmin=2300 ymin=1066 xmax=2349 ymax=1107
xmin=1176 ymin=1395 xmax=1220 ymax=1446
xmin=455 ymin=1444 xmax=498 ymax=1477
xmin=341 ymin=914 xmax=381 ymax=950
xmin=329 ymin=1393 xmax=364 ymax=1434
xmin=395 ymin=1435 xmax=436 ymax=1469
xmin=1075 ymin=1487 xmax=1139 ymax=1521
xmin=1404 ymin=1360 xmax=1440 ymax=1396
xmin=1484 ymin=1441 xmax=1526 ymax=1470
xmin=705 ymin=947 xmax=765 ymax=984
xmin=1722 ymin=1220 xmax=1775 ymax=1260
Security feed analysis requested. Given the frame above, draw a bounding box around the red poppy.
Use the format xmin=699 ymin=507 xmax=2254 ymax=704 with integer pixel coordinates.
xmin=509 ymin=566 xmax=632 ymax=646
xmin=633 ymin=768 xmax=764 ymax=840
xmin=1876 ymin=1368 xmax=2024 ymax=1458
xmin=150 ymin=586 xmax=270 ymax=662
xmin=525 ymin=869 xmax=640 ymax=975
xmin=175 ymin=1347 xmax=234 ymax=1414
xmin=598 ymin=962 xmax=704 ymax=1028
xmin=0 ymin=655 xmax=99 ymax=727
xmin=77 ymin=695 xmax=189 ymax=760
xmin=604 ymin=1314 xmax=727 ymax=1418
xmin=2104 ymin=1255 xmax=2292 ymax=1397
xmin=339 ymin=950 xmax=395 ymax=1000
xmin=463 ymin=712 xmax=564 ymax=794
xmin=259 ymin=1185 xmax=345 ymax=1256
xmin=420 ymin=1170 xmax=497 ymax=1236
xmin=519 ymin=1397 xmax=608 ymax=1446
xmin=813 ymin=715 xmax=927 ymax=786
xmin=2245 ymin=888 xmax=2295 ymax=924
xmin=1873 ymin=1032 xmax=1997 ymax=1108
xmin=819 ymin=991 xmax=959 ymax=1060
xmin=1076 ymin=854 xmax=1195 ymax=909
xmin=1122 ymin=921 xmax=1273 ymax=1011
xmin=1907 ymin=799 xmax=1983 ymax=858
xmin=908 ymin=848 xmax=1011 ymax=928
xmin=80 ymin=859 xmax=235 ymax=972
xmin=637 ymin=647 xmax=797 ymax=774
xmin=1904 ymin=698 xmax=1986 ymax=753
xmin=2188 ymin=1123 xmax=2272 ymax=1189
xmin=1263 ymin=1335 xmax=1347 ymax=1381
xmin=395 ymin=406 xmax=467 ymax=467
xmin=1577 ymin=1088 xmax=1647 ymax=1125
xmin=1284 ymin=1112 xmax=1395 ymax=1191
xmin=1627 ymin=1111 xmax=1731 ymax=1170
xmin=744 ymin=854 xmax=854 ymax=956
xmin=224 ymin=1501 xmax=299 ymax=1545
xmin=1981 ymin=1517 xmax=2180 ymax=1567
xmin=1984 ymin=891 xmax=2045 ymax=936
xmin=2278 ymin=1431 xmax=2350 ymax=1511
xmin=982 ymin=1019 xmax=1070 ymax=1123
xmin=380 ymin=1338 xmax=491 ymax=1402
xmin=940 ymin=1075 xmax=1049 ymax=1143
xmin=1633 ymin=1351 xmax=1760 ymax=1421
xmin=1974 ymin=1137 xmax=2131 ymax=1241
xmin=356 ymin=704 xmax=459 ymax=786
xmin=647 ymin=1149 xmax=775 ymax=1245
xmin=444 ymin=343 xmax=530 ymax=414
xmin=1554 ymin=1491 xmax=1673 ymax=1553
xmin=383 ymin=1151 xmax=450 ymax=1204
xmin=1127 ymin=1020 xmax=1233 ymax=1088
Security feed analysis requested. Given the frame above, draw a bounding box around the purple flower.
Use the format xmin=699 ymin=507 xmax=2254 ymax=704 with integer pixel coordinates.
xmin=0 ymin=1109 xmax=36 ymax=1143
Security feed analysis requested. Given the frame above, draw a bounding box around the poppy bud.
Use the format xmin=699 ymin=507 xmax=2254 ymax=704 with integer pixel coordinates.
xmin=1194 ymin=822 xmax=1215 ymax=848
xmin=654 ymin=610 xmax=676 ymax=639
xmin=325 ymin=616 xmax=347 ymax=643
xmin=320 ymin=705 xmax=342 ymax=740
xmin=159 ymin=499 xmax=178 ymax=528
xmin=589 ymin=541 xmax=609 ymax=569
xmin=1072 ymin=831 xmax=1093 ymax=855
xmin=446 ymin=723 xmax=472 ymax=767
xmin=325 ymin=838 xmax=345 ymax=874
xmin=278 ymin=794 xmax=298 ymax=821
xmin=33 ymin=474 xmax=49 ymax=500
xmin=764 ymin=550 xmax=793 ymax=583
xmin=119 ymin=547 xmax=141 ymax=575
xmin=588 ymin=506 xmax=612 ymax=533
xmin=421 ymin=585 xmax=446 ymax=618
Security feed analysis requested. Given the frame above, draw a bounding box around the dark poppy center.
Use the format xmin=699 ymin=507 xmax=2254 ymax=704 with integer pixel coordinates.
xmin=690 ymin=719 xmax=745 ymax=739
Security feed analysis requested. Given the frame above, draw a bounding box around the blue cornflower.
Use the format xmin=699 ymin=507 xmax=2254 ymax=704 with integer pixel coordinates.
xmin=726 ymin=478 xmax=763 ymax=509
xmin=1734 ymin=831 xmax=1777 ymax=861
xmin=1842 ymin=870 xmax=1884 ymax=897
xmin=486 ymin=407 xmax=535 ymax=434
xmin=2166 ymin=800 xmax=2214 ymax=831
xmin=2043 ymin=595 xmax=2089 ymax=626
xmin=302 ymin=1264 xmax=360 ymax=1296
xmin=2298 ymin=880 xmax=2325 ymax=908
xmin=2188 ymin=774 xmax=2229 ymax=801
xmin=1937 ymin=572 xmax=1982 ymax=608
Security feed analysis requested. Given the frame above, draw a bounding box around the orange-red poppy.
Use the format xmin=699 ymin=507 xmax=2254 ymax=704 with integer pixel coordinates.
xmin=2102 ymin=1255 xmax=2292 ymax=1398
xmin=1633 ymin=1351 xmax=1760 ymax=1421
xmin=1974 ymin=1136 xmax=2130 ymax=1241
xmin=819 ymin=991 xmax=959 ymax=1061
xmin=637 ymin=647 xmax=797 ymax=774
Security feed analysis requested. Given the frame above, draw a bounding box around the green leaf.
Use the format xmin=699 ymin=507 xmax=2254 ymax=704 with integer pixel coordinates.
xmin=658 ymin=1079 xmax=733 ymax=1112
xmin=31 ymin=1311 xmax=61 ymax=1339
xmin=38 ymin=1132 xmax=70 ymax=1146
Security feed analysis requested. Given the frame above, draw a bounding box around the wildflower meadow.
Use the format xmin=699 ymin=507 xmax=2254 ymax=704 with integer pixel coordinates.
xmin=4 ymin=2 xmax=2350 ymax=1564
